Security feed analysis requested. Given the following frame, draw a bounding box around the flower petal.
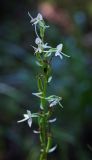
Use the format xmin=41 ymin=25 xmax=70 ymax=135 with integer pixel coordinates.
xmin=48 ymin=145 xmax=57 ymax=153
xmin=50 ymin=100 xmax=57 ymax=107
xmin=35 ymin=37 xmax=42 ymax=45
xmin=55 ymin=51 xmax=63 ymax=60
xmin=58 ymin=102 xmax=63 ymax=108
xmin=56 ymin=44 xmax=63 ymax=51
xmin=17 ymin=117 xmax=28 ymax=123
xmin=48 ymin=76 xmax=52 ymax=83
xmin=28 ymin=118 xmax=32 ymax=127
xmin=32 ymin=92 xmax=43 ymax=98
xmin=40 ymin=103 xmax=44 ymax=110
xmin=28 ymin=12 xmax=33 ymax=20
xmin=33 ymin=130 xmax=40 ymax=134
xmin=49 ymin=118 xmax=57 ymax=123
xmin=37 ymin=13 xmax=43 ymax=21
xmin=27 ymin=110 xmax=32 ymax=118
xmin=61 ymin=52 xmax=70 ymax=57
xmin=24 ymin=114 xmax=29 ymax=118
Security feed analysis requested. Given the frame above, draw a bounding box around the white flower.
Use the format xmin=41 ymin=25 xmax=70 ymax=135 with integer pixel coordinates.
xmin=32 ymin=93 xmax=63 ymax=108
xmin=46 ymin=95 xmax=63 ymax=108
xmin=17 ymin=110 xmax=38 ymax=127
xmin=55 ymin=44 xmax=70 ymax=60
xmin=28 ymin=12 xmax=43 ymax=25
xmin=28 ymin=12 xmax=43 ymax=37
xmin=43 ymin=43 xmax=70 ymax=59
xmin=33 ymin=37 xmax=51 ymax=53
xmin=28 ymin=12 xmax=49 ymax=37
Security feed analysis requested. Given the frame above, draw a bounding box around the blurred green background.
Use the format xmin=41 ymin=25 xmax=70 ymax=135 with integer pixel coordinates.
xmin=0 ymin=0 xmax=92 ymax=160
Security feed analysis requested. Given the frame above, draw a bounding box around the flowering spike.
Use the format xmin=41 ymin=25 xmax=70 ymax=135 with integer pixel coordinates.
xmin=18 ymin=12 xmax=69 ymax=160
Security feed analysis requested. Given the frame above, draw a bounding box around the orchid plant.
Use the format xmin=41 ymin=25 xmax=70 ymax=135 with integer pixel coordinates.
xmin=18 ymin=12 xmax=70 ymax=160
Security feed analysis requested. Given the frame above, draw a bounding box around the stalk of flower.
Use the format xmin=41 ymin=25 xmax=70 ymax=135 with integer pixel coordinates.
xmin=18 ymin=12 xmax=69 ymax=160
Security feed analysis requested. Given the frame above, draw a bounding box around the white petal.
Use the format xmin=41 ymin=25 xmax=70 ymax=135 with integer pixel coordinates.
xmin=48 ymin=145 xmax=57 ymax=153
xmin=28 ymin=118 xmax=32 ymax=127
xmin=50 ymin=100 xmax=57 ymax=107
xmin=31 ymin=45 xmax=37 ymax=51
xmin=49 ymin=118 xmax=57 ymax=123
xmin=58 ymin=102 xmax=63 ymax=108
xmin=28 ymin=12 xmax=33 ymax=20
xmin=40 ymin=103 xmax=44 ymax=110
xmin=33 ymin=130 xmax=40 ymax=134
xmin=32 ymin=92 xmax=43 ymax=98
xmin=35 ymin=37 xmax=42 ymax=45
xmin=56 ymin=44 xmax=63 ymax=51
xmin=48 ymin=76 xmax=52 ymax=83
xmin=55 ymin=52 xmax=63 ymax=60
xmin=58 ymin=54 xmax=63 ymax=60
xmin=61 ymin=52 xmax=70 ymax=57
xmin=24 ymin=114 xmax=29 ymax=118
xmin=27 ymin=110 xmax=32 ymax=118
xmin=34 ymin=25 xmax=39 ymax=37
xmin=37 ymin=13 xmax=43 ymax=20
xmin=17 ymin=117 xmax=28 ymax=123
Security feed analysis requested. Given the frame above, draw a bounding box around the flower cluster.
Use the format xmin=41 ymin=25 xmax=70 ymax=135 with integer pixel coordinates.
xmin=28 ymin=12 xmax=69 ymax=59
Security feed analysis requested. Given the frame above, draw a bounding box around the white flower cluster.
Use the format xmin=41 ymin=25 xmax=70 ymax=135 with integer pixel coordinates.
xmin=28 ymin=12 xmax=70 ymax=60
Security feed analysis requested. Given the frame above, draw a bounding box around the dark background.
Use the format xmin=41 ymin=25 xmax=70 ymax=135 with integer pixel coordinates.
xmin=0 ymin=0 xmax=92 ymax=160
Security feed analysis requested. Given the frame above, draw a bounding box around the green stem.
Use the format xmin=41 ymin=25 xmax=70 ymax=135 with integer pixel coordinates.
xmin=38 ymin=74 xmax=48 ymax=160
